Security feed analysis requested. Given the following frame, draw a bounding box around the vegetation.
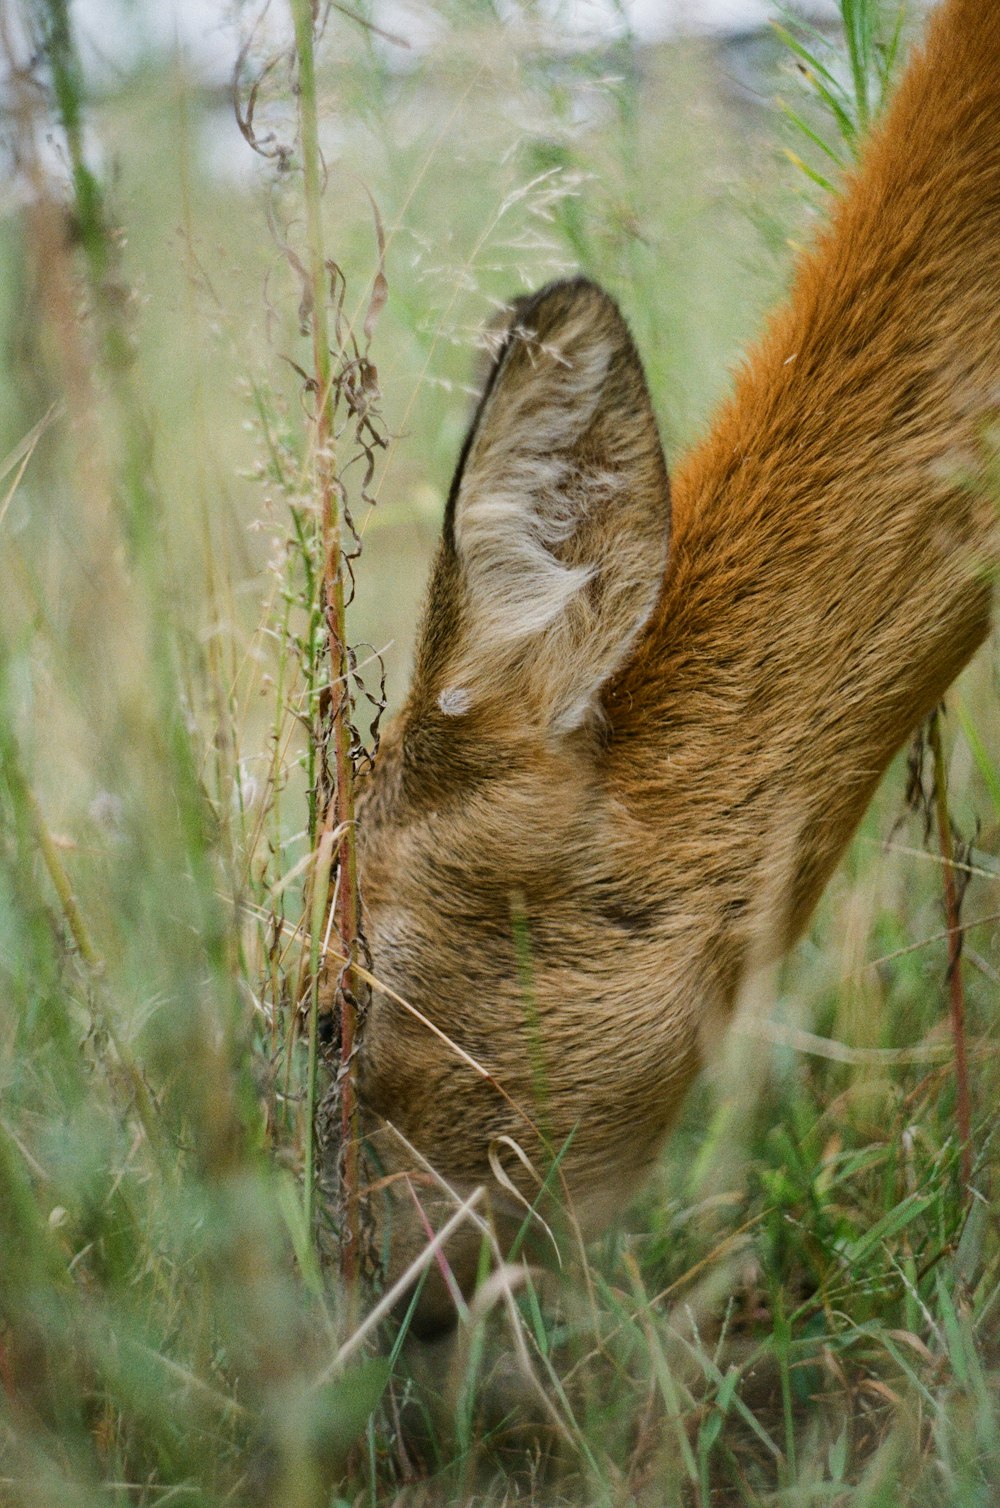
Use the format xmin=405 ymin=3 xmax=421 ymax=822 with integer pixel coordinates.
xmin=0 ymin=0 xmax=998 ymax=1502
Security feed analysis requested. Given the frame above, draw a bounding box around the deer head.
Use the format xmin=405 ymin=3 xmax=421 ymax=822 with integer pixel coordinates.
xmin=329 ymin=0 xmax=1000 ymax=1335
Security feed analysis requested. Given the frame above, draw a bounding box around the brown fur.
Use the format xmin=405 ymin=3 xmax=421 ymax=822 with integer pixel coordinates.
xmin=330 ymin=0 xmax=1000 ymax=1332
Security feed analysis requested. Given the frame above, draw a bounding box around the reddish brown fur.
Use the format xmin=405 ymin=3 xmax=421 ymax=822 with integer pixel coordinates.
xmin=327 ymin=0 xmax=1000 ymax=1332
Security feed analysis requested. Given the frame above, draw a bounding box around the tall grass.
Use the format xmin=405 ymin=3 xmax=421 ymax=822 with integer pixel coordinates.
xmin=1 ymin=0 xmax=998 ymax=1503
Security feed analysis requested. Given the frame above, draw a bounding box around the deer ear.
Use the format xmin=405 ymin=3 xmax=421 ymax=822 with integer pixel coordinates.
xmin=433 ymin=278 xmax=671 ymax=732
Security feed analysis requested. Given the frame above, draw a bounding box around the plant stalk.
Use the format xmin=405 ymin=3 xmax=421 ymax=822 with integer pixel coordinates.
xmin=289 ymin=0 xmax=363 ymax=1300
xmin=928 ymin=709 xmax=973 ymax=1194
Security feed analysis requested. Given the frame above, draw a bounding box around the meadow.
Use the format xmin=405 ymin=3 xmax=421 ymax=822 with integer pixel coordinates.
xmin=1 ymin=0 xmax=999 ymax=1502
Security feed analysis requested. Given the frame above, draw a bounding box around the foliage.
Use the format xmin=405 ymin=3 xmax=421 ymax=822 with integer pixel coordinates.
xmin=0 ymin=0 xmax=998 ymax=1503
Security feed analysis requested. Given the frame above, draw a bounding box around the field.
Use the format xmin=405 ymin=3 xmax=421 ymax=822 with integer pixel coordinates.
xmin=1 ymin=0 xmax=999 ymax=1502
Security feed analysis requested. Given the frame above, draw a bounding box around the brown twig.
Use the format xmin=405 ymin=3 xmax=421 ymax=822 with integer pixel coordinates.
xmin=288 ymin=0 xmax=365 ymax=1315
xmin=927 ymin=708 xmax=973 ymax=1194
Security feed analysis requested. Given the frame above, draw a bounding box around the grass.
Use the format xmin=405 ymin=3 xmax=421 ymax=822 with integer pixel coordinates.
xmin=1 ymin=0 xmax=999 ymax=1502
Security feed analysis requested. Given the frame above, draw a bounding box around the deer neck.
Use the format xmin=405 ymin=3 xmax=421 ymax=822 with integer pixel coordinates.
xmin=607 ymin=0 xmax=1000 ymax=953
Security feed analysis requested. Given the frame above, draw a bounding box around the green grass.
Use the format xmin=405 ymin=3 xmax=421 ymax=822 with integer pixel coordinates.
xmin=2 ymin=0 xmax=999 ymax=1502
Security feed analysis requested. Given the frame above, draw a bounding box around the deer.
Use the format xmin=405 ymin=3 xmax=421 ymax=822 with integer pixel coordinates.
xmin=323 ymin=0 xmax=1000 ymax=1336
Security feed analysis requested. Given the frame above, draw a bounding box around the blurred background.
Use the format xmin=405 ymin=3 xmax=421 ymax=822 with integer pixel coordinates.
xmin=1 ymin=0 xmax=846 ymax=760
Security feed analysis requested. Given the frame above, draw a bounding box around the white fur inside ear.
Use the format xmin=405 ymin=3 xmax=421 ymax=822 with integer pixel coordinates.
xmin=437 ymin=687 xmax=472 ymax=716
xmin=457 ymin=469 xmax=596 ymax=642
xmin=453 ymin=327 xmax=619 ymax=651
